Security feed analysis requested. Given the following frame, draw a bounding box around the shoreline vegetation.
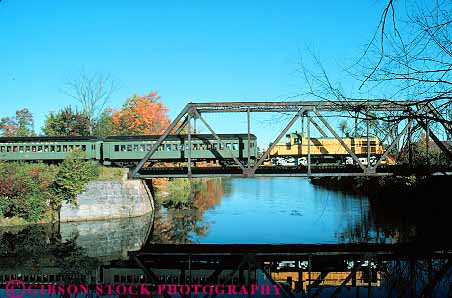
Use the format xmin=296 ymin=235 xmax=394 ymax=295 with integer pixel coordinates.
xmin=309 ymin=175 xmax=450 ymax=199
xmin=152 ymin=177 xmax=222 ymax=208
xmin=0 ymin=150 xmax=99 ymax=226
xmin=0 ymin=150 xmax=222 ymax=227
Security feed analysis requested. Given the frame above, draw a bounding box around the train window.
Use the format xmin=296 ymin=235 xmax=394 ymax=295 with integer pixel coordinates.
xmin=114 ymin=145 xmax=119 ymax=152
xmin=219 ymin=143 xmax=224 ymax=150
xmin=50 ymin=145 xmax=55 ymax=152
xmin=212 ymin=143 xmax=217 ymax=150
xmin=232 ymin=143 xmax=238 ymax=150
xmin=62 ymin=145 xmax=67 ymax=152
xmin=250 ymin=142 xmax=254 ymax=148
xmin=193 ymin=144 xmax=198 ymax=150
xmin=140 ymin=144 xmax=145 ymax=151
xmin=158 ymin=144 xmax=164 ymax=151
xmin=179 ymin=144 xmax=184 ymax=151
xmin=371 ymin=147 xmax=376 ymax=153
xmin=82 ymin=145 xmax=86 ymax=151
xmin=226 ymin=143 xmax=231 ymax=150
xmin=207 ymin=144 xmax=212 ymax=150
xmin=25 ymin=146 xmax=30 ymax=152
xmin=370 ymin=141 xmax=377 ymax=146
xmin=133 ymin=145 xmax=139 ymax=151
xmin=166 ymin=144 xmax=172 ymax=151
xmin=127 ymin=145 xmax=132 ymax=151
xmin=173 ymin=144 xmax=178 ymax=151
xmin=68 ymin=145 xmax=74 ymax=152
xmin=145 ymin=144 xmax=152 ymax=151
xmin=19 ymin=146 xmax=24 ymax=152
xmin=32 ymin=146 xmax=36 ymax=152
xmin=75 ymin=145 xmax=80 ymax=150
xmin=38 ymin=146 xmax=43 ymax=152
xmin=44 ymin=145 xmax=49 ymax=152
xmin=56 ymin=145 xmax=61 ymax=152
xmin=199 ymin=144 xmax=205 ymax=150
xmin=0 ymin=146 xmax=4 ymax=152
xmin=13 ymin=146 xmax=18 ymax=152
xmin=121 ymin=145 xmax=126 ymax=151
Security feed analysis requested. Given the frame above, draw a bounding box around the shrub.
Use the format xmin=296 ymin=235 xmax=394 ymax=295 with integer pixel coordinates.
xmin=0 ymin=150 xmax=99 ymax=222
xmin=0 ymin=162 xmax=57 ymax=222
xmin=51 ymin=149 xmax=99 ymax=207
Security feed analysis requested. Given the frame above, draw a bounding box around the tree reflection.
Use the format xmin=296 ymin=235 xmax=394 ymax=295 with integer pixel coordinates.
xmin=149 ymin=178 xmax=224 ymax=244
xmin=0 ymin=225 xmax=100 ymax=283
xmin=334 ymin=178 xmax=450 ymax=244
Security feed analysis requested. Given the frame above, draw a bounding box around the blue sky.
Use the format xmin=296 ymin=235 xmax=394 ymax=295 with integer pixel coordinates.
xmin=0 ymin=0 xmax=387 ymax=145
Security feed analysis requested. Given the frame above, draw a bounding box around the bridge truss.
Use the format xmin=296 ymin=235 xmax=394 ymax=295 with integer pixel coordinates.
xmin=131 ymin=100 xmax=452 ymax=178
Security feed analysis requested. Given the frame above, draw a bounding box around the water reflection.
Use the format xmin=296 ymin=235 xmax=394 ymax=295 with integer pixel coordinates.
xmin=1 ymin=176 xmax=451 ymax=298
xmin=130 ymin=244 xmax=451 ymax=298
xmin=0 ymin=213 xmax=153 ymax=283
xmin=150 ymin=177 xmax=447 ymax=245
xmin=149 ymin=178 xmax=226 ymax=244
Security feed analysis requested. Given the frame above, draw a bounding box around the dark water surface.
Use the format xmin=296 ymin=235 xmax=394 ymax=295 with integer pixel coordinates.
xmin=151 ymin=177 xmax=443 ymax=245
xmin=191 ymin=177 xmax=373 ymax=244
xmin=1 ymin=177 xmax=450 ymax=298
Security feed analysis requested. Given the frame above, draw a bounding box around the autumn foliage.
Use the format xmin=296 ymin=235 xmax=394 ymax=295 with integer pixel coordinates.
xmin=111 ymin=91 xmax=170 ymax=135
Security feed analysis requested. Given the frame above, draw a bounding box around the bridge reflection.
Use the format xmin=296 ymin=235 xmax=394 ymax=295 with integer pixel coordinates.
xmin=126 ymin=244 xmax=451 ymax=298
xmin=0 ymin=228 xmax=450 ymax=297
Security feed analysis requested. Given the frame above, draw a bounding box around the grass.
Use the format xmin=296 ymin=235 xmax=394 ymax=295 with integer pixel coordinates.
xmin=97 ymin=166 xmax=126 ymax=181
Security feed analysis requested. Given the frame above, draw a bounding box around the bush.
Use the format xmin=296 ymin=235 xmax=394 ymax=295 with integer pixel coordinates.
xmin=51 ymin=149 xmax=99 ymax=207
xmin=0 ymin=162 xmax=58 ymax=222
xmin=0 ymin=150 xmax=99 ymax=222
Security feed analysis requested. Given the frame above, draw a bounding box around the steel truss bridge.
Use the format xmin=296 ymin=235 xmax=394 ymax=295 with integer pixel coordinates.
xmin=131 ymin=100 xmax=452 ymax=178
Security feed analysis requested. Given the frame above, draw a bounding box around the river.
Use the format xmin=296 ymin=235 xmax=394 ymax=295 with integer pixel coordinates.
xmin=1 ymin=177 xmax=450 ymax=298
xmin=151 ymin=177 xmax=444 ymax=245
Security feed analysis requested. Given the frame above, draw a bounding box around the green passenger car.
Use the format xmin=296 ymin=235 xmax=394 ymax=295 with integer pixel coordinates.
xmin=0 ymin=136 xmax=101 ymax=162
xmin=0 ymin=134 xmax=258 ymax=166
xmin=102 ymin=134 xmax=258 ymax=165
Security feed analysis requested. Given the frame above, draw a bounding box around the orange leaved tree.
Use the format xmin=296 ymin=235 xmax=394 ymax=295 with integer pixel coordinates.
xmin=111 ymin=91 xmax=170 ymax=135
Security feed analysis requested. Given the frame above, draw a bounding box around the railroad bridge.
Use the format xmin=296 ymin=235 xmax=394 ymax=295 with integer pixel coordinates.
xmin=132 ymin=100 xmax=452 ymax=178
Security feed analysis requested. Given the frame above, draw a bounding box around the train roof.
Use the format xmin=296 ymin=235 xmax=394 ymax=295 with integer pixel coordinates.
xmin=0 ymin=136 xmax=99 ymax=143
xmin=103 ymin=134 xmax=257 ymax=141
xmin=0 ymin=134 xmax=257 ymax=143
xmin=286 ymin=133 xmax=381 ymax=140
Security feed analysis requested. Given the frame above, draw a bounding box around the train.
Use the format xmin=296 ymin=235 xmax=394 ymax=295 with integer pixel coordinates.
xmin=0 ymin=134 xmax=258 ymax=167
xmin=268 ymin=132 xmax=385 ymax=166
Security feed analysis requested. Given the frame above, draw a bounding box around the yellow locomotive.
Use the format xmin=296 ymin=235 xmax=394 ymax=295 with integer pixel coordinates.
xmin=268 ymin=132 xmax=385 ymax=165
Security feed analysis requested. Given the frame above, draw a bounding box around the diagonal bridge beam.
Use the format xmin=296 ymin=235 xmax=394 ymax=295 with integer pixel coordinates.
xmin=131 ymin=100 xmax=445 ymax=178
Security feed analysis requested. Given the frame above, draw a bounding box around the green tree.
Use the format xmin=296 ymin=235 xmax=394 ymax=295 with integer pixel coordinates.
xmin=43 ymin=106 xmax=90 ymax=136
xmin=0 ymin=108 xmax=34 ymax=137
xmin=93 ymin=109 xmax=114 ymax=137
xmin=51 ymin=149 xmax=99 ymax=208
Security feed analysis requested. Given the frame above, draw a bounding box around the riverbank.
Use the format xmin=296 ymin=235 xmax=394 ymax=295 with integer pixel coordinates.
xmin=59 ymin=168 xmax=154 ymax=222
xmin=0 ymin=153 xmax=154 ymax=225
xmin=309 ymin=175 xmax=450 ymax=199
xmin=151 ymin=177 xmax=223 ymax=207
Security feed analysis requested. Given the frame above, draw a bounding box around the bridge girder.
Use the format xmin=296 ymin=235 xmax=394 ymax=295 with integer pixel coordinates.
xmin=131 ymin=100 xmax=452 ymax=178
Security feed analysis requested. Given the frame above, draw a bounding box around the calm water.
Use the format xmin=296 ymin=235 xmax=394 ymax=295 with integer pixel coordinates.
xmin=151 ymin=177 xmax=435 ymax=245
xmin=191 ymin=178 xmax=369 ymax=244
xmin=1 ymin=177 xmax=451 ymax=298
